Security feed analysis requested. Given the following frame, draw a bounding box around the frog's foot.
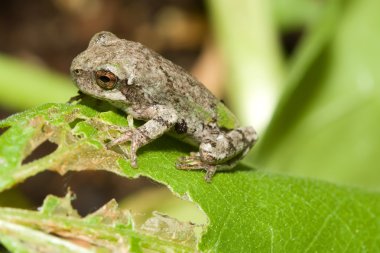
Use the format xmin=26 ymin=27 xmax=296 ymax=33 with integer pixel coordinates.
xmin=106 ymin=128 xmax=140 ymax=168
xmin=106 ymin=129 xmax=133 ymax=148
xmin=176 ymin=153 xmax=217 ymax=182
xmin=176 ymin=152 xmax=201 ymax=167
xmin=105 ymin=115 xmax=140 ymax=166
xmin=67 ymin=91 xmax=84 ymax=104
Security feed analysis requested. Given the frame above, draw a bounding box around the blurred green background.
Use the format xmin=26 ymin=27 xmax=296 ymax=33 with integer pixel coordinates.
xmin=0 ymin=0 xmax=379 ymax=215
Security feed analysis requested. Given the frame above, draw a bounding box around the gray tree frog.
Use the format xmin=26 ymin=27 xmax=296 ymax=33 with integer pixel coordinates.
xmin=70 ymin=31 xmax=257 ymax=182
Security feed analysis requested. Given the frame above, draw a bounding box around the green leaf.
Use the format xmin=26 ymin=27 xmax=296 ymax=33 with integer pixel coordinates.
xmin=1 ymin=102 xmax=380 ymax=252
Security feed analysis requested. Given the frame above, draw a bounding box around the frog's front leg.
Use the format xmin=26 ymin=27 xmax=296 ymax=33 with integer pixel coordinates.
xmin=177 ymin=126 xmax=257 ymax=182
xmin=107 ymin=105 xmax=178 ymax=167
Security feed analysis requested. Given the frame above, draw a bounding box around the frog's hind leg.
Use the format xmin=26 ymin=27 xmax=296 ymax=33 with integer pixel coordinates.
xmin=177 ymin=151 xmax=247 ymax=182
xmin=176 ymin=126 xmax=257 ymax=182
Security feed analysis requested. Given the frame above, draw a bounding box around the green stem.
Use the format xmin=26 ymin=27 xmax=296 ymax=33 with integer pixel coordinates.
xmin=207 ymin=0 xmax=284 ymax=131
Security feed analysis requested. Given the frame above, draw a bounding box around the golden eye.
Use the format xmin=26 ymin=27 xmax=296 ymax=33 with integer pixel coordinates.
xmin=95 ymin=70 xmax=117 ymax=90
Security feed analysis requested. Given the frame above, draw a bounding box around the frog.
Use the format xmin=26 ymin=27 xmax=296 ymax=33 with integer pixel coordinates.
xmin=70 ymin=31 xmax=257 ymax=182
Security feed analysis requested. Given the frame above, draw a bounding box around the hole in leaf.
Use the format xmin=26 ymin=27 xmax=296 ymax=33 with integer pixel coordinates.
xmin=14 ymin=170 xmax=206 ymax=245
xmin=22 ymin=140 xmax=58 ymax=165
xmin=17 ymin=171 xmax=66 ymax=209
xmin=68 ymin=171 xmax=159 ymax=216
xmin=69 ymin=118 xmax=85 ymax=129
xmin=0 ymin=188 xmax=32 ymax=209
xmin=18 ymin=170 xmax=159 ymax=216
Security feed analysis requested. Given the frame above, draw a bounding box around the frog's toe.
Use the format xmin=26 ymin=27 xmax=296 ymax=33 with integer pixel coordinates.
xmin=176 ymin=156 xmax=216 ymax=182
xmin=129 ymin=152 xmax=138 ymax=168
xmin=176 ymin=153 xmax=213 ymax=170
xmin=106 ymin=130 xmax=133 ymax=148
xmin=204 ymin=166 xmax=216 ymax=182
xmin=176 ymin=152 xmax=202 ymax=169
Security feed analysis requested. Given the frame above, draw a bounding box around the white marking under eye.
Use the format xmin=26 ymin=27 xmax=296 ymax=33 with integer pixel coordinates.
xmin=104 ymin=91 xmax=126 ymax=101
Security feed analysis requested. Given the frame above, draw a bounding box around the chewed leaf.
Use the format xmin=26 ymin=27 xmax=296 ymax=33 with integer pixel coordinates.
xmin=0 ymin=193 xmax=192 ymax=252
xmin=1 ymin=102 xmax=380 ymax=252
xmin=0 ymin=102 xmax=127 ymax=191
xmin=85 ymin=199 xmax=133 ymax=227
xmin=141 ymin=211 xmax=198 ymax=247
xmin=40 ymin=191 xmax=80 ymax=218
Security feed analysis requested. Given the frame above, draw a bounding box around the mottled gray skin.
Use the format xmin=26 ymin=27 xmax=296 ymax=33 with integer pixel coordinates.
xmin=70 ymin=31 xmax=257 ymax=182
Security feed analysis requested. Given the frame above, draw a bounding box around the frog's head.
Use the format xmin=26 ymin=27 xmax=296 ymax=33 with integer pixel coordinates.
xmin=70 ymin=31 xmax=138 ymax=107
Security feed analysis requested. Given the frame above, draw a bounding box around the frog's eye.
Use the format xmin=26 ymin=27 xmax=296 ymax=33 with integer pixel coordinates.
xmin=95 ymin=70 xmax=118 ymax=90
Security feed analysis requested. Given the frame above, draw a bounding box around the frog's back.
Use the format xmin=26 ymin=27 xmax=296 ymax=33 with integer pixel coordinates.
xmin=150 ymin=50 xmax=225 ymax=120
xmin=125 ymin=39 xmax=240 ymax=129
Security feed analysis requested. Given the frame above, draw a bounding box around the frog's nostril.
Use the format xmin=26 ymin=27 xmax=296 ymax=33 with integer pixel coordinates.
xmin=73 ymin=69 xmax=82 ymax=75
